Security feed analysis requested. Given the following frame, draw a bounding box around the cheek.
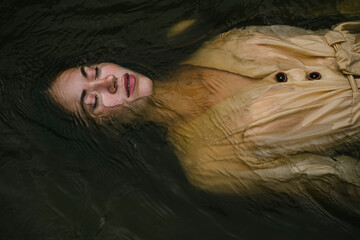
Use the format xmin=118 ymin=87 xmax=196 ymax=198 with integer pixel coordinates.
xmin=102 ymin=94 xmax=126 ymax=107
xmin=138 ymin=77 xmax=153 ymax=95
xmin=101 ymin=98 xmax=149 ymax=123
xmin=100 ymin=104 xmax=125 ymax=116
xmin=103 ymin=64 xmax=124 ymax=74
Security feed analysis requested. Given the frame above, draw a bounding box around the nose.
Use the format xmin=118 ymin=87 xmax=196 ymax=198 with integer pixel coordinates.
xmin=91 ymin=74 xmax=117 ymax=94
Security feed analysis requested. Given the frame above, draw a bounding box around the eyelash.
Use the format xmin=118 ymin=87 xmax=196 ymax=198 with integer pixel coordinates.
xmin=95 ymin=67 xmax=99 ymax=79
xmin=93 ymin=94 xmax=98 ymax=109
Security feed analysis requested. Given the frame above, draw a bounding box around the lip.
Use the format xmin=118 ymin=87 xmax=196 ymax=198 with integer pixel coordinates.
xmin=123 ymin=73 xmax=136 ymax=98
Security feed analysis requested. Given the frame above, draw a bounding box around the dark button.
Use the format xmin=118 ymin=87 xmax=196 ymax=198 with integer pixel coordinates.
xmin=307 ymin=71 xmax=321 ymax=80
xmin=275 ymin=72 xmax=287 ymax=82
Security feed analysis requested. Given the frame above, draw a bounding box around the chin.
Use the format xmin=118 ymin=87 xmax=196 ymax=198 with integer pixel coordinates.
xmin=139 ymin=76 xmax=153 ymax=97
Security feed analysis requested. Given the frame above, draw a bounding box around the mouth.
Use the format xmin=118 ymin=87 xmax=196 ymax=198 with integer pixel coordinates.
xmin=123 ymin=73 xmax=136 ymax=98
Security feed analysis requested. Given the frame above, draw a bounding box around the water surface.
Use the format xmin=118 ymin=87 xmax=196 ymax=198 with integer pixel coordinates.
xmin=0 ymin=0 xmax=359 ymax=239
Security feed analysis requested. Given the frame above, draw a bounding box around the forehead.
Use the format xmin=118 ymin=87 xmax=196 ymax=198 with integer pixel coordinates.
xmin=50 ymin=67 xmax=85 ymax=114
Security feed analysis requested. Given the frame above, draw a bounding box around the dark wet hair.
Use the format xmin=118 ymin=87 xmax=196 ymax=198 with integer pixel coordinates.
xmin=15 ymin=48 xmax=190 ymax=195
xmin=29 ymin=25 xmax=218 ymax=139
xmin=27 ymin=47 xmax=162 ymax=142
xmin=22 ymin=48 xmax=170 ymax=170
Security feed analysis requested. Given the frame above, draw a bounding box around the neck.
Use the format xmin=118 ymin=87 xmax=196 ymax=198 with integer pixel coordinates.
xmin=143 ymin=78 xmax=209 ymax=129
xmin=141 ymin=65 xmax=257 ymax=129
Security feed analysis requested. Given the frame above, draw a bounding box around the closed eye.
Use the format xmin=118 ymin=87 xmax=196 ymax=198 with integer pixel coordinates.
xmin=80 ymin=65 xmax=98 ymax=79
xmin=80 ymin=90 xmax=99 ymax=114
xmin=80 ymin=65 xmax=87 ymax=78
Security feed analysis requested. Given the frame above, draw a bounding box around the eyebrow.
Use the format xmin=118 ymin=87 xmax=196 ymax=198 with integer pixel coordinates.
xmin=80 ymin=65 xmax=87 ymax=78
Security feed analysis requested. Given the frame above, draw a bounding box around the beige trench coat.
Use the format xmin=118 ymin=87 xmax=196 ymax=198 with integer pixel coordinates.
xmin=168 ymin=22 xmax=360 ymax=197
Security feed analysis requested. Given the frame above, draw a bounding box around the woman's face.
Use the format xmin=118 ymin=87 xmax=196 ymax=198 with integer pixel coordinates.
xmin=50 ymin=63 xmax=153 ymax=120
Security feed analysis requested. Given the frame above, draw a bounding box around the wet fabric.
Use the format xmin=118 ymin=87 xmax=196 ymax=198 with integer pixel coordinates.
xmin=168 ymin=22 xmax=360 ymax=195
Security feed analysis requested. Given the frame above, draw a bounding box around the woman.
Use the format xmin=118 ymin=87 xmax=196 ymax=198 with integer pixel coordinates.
xmin=49 ymin=21 xmax=360 ymax=197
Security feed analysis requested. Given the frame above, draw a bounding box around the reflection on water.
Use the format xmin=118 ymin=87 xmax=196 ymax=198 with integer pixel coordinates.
xmin=0 ymin=0 xmax=360 ymax=239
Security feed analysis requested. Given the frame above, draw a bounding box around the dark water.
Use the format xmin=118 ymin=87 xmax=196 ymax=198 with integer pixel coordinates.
xmin=1 ymin=0 xmax=360 ymax=239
